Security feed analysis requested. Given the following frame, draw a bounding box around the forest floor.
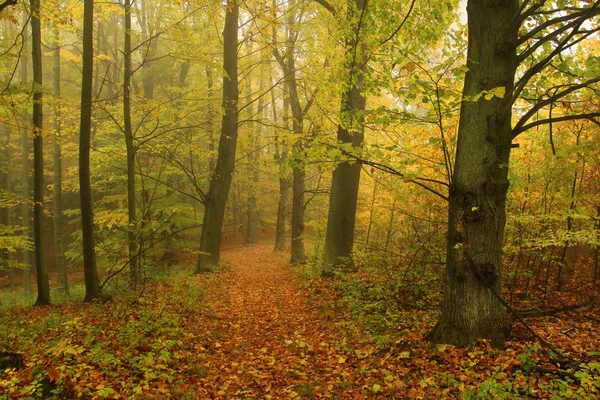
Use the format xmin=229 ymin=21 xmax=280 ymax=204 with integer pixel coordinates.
xmin=1 ymin=242 xmax=600 ymax=398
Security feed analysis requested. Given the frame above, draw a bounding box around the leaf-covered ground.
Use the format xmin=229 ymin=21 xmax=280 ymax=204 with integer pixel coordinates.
xmin=1 ymin=243 xmax=600 ymax=398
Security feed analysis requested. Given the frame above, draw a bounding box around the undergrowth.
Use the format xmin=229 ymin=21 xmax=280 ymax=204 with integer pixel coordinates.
xmin=0 ymin=266 xmax=213 ymax=399
xmin=299 ymin=249 xmax=600 ymax=399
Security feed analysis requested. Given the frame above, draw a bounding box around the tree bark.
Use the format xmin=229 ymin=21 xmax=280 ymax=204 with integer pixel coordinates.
xmin=323 ymin=0 xmax=367 ymax=274
xmin=195 ymin=0 xmax=239 ymax=272
xmin=427 ymin=0 xmax=519 ymax=347
xmin=1 ymin=127 xmax=10 ymax=288
xmin=80 ymin=0 xmax=101 ymax=302
xmin=124 ymin=0 xmax=139 ymax=285
xmin=31 ymin=0 xmax=50 ymax=306
xmin=53 ymin=19 xmax=68 ymax=293
xmin=3 ymin=126 xmax=16 ymax=290
xmin=273 ymin=2 xmax=307 ymax=264
xmin=244 ymin=57 xmax=259 ymax=244
xmin=273 ymin=86 xmax=289 ymax=252
xmin=20 ymin=13 xmax=32 ymax=296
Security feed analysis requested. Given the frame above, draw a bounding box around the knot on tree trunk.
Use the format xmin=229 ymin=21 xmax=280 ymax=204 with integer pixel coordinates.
xmin=473 ymin=261 xmax=498 ymax=286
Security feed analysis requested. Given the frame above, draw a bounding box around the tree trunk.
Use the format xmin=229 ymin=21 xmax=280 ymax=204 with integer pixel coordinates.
xmin=31 ymin=0 xmax=50 ymax=306
xmin=124 ymin=0 xmax=139 ymax=285
xmin=139 ymin=0 xmax=156 ymax=100
xmin=244 ymin=59 xmax=258 ymax=244
xmin=246 ymin=72 xmax=264 ymax=245
xmin=273 ymin=3 xmax=307 ymax=264
xmin=1 ymin=128 xmax=10 ymax=288
xmin=3 ymin=126 xmax=16 ymax=290
xmin=323 ymin=0 xmax=367 ymax=274
xmin=53 ymin=20 xmax=68 ymax=293
xmin=427 ymin=0 xmax=518 ymax=347
xmin=290 ymin=153 xmax=306 ymax=264
xmin=273 ymin=86 xmax=289 ymax=252
xmin=20 ymin=13 xmax=32 ymax=296
xmin=80 ymin=0 xmax=101 ymax=302
xmin=195 ymin=0 xmax=239 ymax=272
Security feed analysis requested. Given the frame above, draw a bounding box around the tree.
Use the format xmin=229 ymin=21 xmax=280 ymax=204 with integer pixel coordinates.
xmin=428 ymin=0 xmax=600 ymax=347
xmin=79 ymin=0 xmax=101 ymax=302
xmin=124 ymin=0 xmax=139 ymax=284
xmin=52 ymin=3 xmax=68 ymax=293
xmin=273 ymin=82 xmax=290 ymax=252
xmin=195 ymin=0 xmax=239 ymax=272
xmin=272 ymin=0 xmax=317 ymax=264
xmin=31 ymin=0 xmax=50 ymax=305
xmin=323 ymin=0 xmax=368 ymax=274
xmin=19 ymin=11 xmax=32 ymax=296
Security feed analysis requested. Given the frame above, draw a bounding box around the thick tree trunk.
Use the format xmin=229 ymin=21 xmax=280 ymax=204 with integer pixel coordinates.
xmin=124 ymin=0 xmax=139 ymax=285
xmin=31 ymin=0 xmax=50 ymax=306
xmin=53 ymin=22 xmax=68 ymax=293
xmin=427 ymin=0 xmax=519 ymax=347
xmin=20 ymin=14 xmax=32 ymax=296
xmin=323 ymin=0 xmax=367 ymax=274
xmin=195 ymin=1 xmax=239 ymax=272
xmin=80 ymin=0 xmax=101 ymax=302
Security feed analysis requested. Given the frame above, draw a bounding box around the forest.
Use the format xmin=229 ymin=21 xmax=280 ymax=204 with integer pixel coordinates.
xmin=1 ymin=0 xmax=600 ymax=397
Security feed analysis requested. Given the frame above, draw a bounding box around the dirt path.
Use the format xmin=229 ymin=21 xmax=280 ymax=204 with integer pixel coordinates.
xmin=191 ymin=243 xmax=363 ymax=399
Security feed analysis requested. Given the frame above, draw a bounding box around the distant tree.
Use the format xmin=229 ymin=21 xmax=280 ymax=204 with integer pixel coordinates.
xmin=19 ymin=12 xmax=32 ymax=296
xmin=124 ymin=0 xmax=139 ymax=284
xmin=196 ymin=0 xmax=239 ymax=272
xmin=273 ymin=0 xmax=317 ymax=264
xmin=52 ymin=4 xmax=68 ymax=293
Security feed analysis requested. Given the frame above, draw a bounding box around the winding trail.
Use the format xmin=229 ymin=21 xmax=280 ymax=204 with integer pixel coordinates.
xmin=192 ymin=243 xmax=363 ymax=399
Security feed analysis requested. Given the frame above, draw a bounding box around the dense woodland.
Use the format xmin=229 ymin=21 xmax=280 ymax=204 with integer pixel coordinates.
xmin=1 ymin=0 xmax=600 ymax=397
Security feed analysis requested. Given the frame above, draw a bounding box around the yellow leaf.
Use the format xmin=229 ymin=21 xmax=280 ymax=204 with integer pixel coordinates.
xmin=373 ymin=384 xmax=382 ymax=393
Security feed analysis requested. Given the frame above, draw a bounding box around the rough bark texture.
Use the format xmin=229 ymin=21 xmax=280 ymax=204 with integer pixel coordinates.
xmin=428 ymin=0 xmax=519 ymax=347
xmin=31 ymin=0 xmax=50 ymax=306
xmin=53 ymin=24 xmax=68 ymax=293
xmin=124 ymin=0 xmax=139 ymax=284
xmin=80 ymin=0 xmax=101 ymax=302
xmin=196 ymin=1 xmax=239 ymax=273
xmin=323 ymin=0 xmax=367 ymax=274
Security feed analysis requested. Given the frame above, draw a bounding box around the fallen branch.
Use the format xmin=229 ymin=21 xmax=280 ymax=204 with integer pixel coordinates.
xmin=514 ymin=299 xmax=593 ymax=319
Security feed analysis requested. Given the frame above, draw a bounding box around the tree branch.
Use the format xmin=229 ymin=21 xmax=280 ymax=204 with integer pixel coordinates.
xmin=514 ymin=112 xmax=600 ymax=136
xmin=313 ymin=0 xmax=335 ymax=15
xmin=513 ymin=76 xmax=600 ymax=136
xmin=0 ymin=0 xmax=17 ymax=13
